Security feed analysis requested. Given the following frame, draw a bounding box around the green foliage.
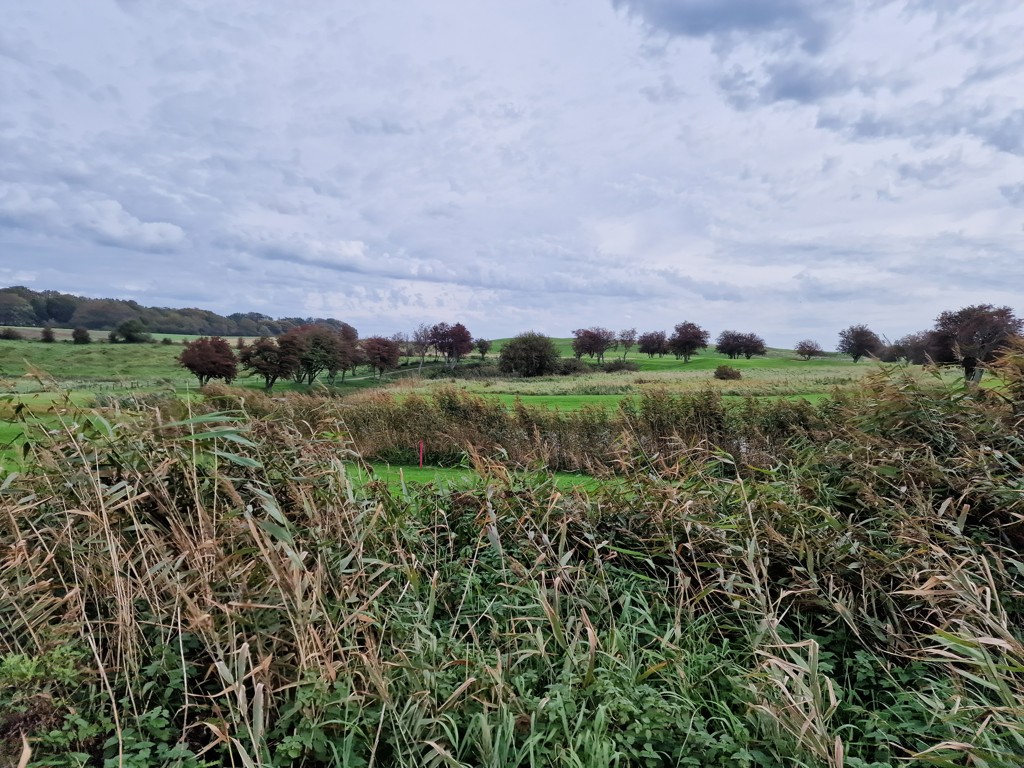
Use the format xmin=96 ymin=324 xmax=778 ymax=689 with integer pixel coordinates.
xmin=498 ymin=332 xmax=562 ymax=377
xmin=110 ymin=319 xmax=152 ymax=344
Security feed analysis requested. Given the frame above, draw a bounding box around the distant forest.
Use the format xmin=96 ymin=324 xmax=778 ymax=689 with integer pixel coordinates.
xmin=0 ymin=286 xmax=352 ymax=336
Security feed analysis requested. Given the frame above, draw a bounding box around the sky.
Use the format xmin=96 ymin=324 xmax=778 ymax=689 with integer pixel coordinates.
xmin=1 ymin=0 xmax=1022 ymax=346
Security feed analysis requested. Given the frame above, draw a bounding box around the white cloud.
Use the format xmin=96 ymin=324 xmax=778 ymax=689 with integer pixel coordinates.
xmin=0 ymin=0 xmax=1022 ymax=345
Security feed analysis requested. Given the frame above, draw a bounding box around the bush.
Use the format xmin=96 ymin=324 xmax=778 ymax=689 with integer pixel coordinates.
xmin=71 ymin=327 xmax=91 ymax=345
xmin=108 ymin=319 xmax=151 ymax=344
xmin=714 ymin=365 xmax=741 ymax=380
xmin=0 ymin=328 xmax=23 ymax=341
xmin=498 ymin=332 xmax=562 ymax=377
xmin=602 ymin=359 xmax=640 ymax=373
xmin=161 ymin=337 xmax=174 ymax=345
xmin=558 ymin=358 xmax=594 ymax=376
xmin=40 ymin=325 xmax=56 ymax=343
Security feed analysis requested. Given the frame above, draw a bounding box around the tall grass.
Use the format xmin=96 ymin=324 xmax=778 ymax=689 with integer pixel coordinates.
xmin=1 ymin=364 xmax=1023 ymax=766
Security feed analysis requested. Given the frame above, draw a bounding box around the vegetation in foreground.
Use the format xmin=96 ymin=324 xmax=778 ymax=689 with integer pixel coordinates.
xmin=1 ymin=350 xmax=1024 ymax=766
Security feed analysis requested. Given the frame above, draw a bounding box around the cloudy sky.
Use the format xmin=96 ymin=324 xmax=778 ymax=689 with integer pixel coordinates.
xmin=2 ymin=1 xmax=1022 ymax=345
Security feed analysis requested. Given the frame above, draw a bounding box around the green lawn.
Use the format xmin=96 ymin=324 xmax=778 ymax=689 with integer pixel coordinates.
xmin=354 ymin=462 xmax=607 ymax=492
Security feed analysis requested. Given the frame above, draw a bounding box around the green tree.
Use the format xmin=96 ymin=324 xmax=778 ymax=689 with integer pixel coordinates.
xmin=69 ymin=299 xmax=140 ymax=330
xmin=618 ymin=328 xmax=637 ymax=359
xmin=44 ymin=293 xmax=79 ymax=323
xmin=0 ymin=293 xmax=36 ymax=326
xmin=498 ymin=332 xmax=561 ymax=377
xmin=475 ymin=338 xmax=492 ymax=360
xmin=111 ymin=319 xmax=152 ymax=344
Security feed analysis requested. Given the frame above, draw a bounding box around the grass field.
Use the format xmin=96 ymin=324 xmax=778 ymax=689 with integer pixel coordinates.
xmin=359 ymin=462 xmax=606 ymax=491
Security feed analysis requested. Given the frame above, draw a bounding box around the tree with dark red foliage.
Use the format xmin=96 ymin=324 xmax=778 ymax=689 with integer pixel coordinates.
xmin=278 ymin=323 xmax=358 ymax=385
xmin=178 ymin=337 xmax=237 ymax=386
xmin=668 ymin=322 xmax=709 ymax=362
xmin=837 ymin=324 xmax=883 ymax=363
xmin=715 ymin=330 xmax=744 ymax=359
xmin=430 ymin=322 xmax=474 ymax=369
xmin=637 ymin=330 xmax=668 ymax=358
xmin=932 ymin=305 xmax=1022 ymax=365
xmin=362 ymin=336 xmax=401 ymax=378
xmin=887 ymin=332 xmax=929 ymax=364
xmin=239 ymin=336 xmax=300 ymax=390
xmin=794 ymin=339 xmax=823 ymax=360
xmin=571 ymin=327 xmax=616 ymax=362
xmin=737 ymin=332 xmax=767 ymax=359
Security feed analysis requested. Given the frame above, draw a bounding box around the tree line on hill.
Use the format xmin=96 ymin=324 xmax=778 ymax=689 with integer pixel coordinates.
xmin=0 ymin=285 xmax=352 ymax=336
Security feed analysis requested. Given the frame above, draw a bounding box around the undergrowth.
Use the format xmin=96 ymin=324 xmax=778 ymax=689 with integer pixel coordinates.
xmin=1 ymin=364 xmax=1023 ymax=766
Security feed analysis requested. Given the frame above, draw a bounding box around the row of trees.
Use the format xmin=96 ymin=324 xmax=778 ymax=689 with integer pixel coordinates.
xmin=568 ymin=324 xmax=766 ymax=364
xmin=179 ymin=326 xmax=405 ymax=389
xmin=179 ymin=319 xmax=494 ymax=389
xmin=835 ymin=305 xmax=1023 ymax=379
xmin=635 ymin=325 xmax=765 ymax=361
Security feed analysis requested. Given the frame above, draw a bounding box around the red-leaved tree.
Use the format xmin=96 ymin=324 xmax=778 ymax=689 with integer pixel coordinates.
xmin=178 ymin=337 xmax=237 ymax=386
xmin=668 ymin=322 xmax=709 ymax=362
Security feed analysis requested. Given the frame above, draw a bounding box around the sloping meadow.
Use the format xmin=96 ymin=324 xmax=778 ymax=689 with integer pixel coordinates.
xmin=2 ymin=365 xmax=1024 ymax=767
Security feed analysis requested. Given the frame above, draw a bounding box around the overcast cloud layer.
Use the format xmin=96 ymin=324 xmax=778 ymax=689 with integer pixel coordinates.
xmin=2 ymin=0 xmax=1022 ymax=345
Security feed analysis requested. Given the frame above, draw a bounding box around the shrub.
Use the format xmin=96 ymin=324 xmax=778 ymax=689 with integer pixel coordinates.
xmin=110 ymin=319 xmax=152 ymax=344
xmin=714 ymin=365 xmax=741 ymax=380
xmin=161 ymin=337 xmax=174 ymax=345
xmin=558 ymin=358 xmax=593 ymax=376
xmin=498 ymin=332 xmax=562 ymax=377
xmin=71 ymin=327 xmax=91 ymax=345
xmin=602 ymin=359 xmax=640 ymax=373
xmin=0 ymin=328 xmax=23 ymax=341
xmin=40 ymin=325 xmax=56 ymax=343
